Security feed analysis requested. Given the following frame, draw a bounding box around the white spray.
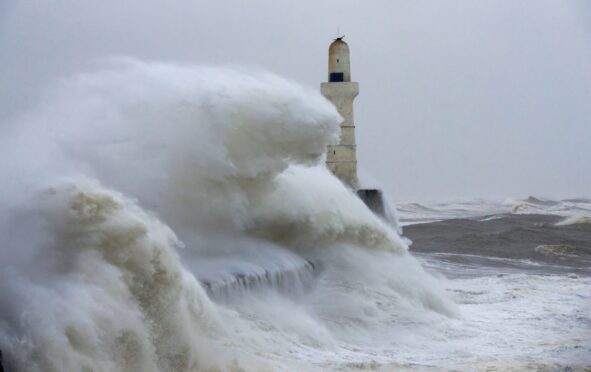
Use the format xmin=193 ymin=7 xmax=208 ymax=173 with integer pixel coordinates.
xmin=0 ymin=59 xmax=456 ymax=371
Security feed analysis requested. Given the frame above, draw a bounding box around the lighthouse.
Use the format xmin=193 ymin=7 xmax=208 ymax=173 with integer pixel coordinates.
xmin=321 ymin=37 xmax=359 ymax=189
xmin=321 ymin=37 xmax=386 ymax=217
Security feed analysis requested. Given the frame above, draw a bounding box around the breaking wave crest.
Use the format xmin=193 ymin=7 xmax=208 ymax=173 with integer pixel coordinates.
xmin=0 ymin=59 xmax=455 ymax=371
xmin=1 ymin=180 xmax=221 ymax=371
xmin=510 ymin=196 xmax=591 ymax=218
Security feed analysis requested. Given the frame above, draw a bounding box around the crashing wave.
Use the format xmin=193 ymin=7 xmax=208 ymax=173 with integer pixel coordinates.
xmin=555 ymin=215 xmax=591 ymax=226
xmin=0 ymin=180 xmax=222 ymax=372
xmin=0 ymin=59 xmax=455 ymax=371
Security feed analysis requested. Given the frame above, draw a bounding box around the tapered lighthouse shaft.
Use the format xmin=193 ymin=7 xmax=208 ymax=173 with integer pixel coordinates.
xmin=321 ymin=38 xmax=359 ymax=189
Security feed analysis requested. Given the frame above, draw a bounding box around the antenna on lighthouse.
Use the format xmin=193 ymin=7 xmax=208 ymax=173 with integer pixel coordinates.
xmin=335 ymin=26 xmax=345 ymax=41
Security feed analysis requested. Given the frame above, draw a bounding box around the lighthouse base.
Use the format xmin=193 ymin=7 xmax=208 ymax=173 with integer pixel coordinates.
xmin=357 ymin=189 xmax=386 ymax=217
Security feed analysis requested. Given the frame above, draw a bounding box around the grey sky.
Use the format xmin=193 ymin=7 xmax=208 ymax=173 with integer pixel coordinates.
xmin=1 ymin=0 xmax=590 ymax=201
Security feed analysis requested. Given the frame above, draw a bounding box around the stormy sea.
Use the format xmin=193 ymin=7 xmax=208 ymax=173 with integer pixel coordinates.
xmin=0 ymin=60 xmax=589 ymax=371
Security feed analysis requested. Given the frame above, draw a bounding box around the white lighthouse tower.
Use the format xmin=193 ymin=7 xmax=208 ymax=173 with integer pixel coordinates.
xmin=321 ymin=37 xmax=386 ymax=217
xmin=321 ymin=37 xmax=359 ymax=189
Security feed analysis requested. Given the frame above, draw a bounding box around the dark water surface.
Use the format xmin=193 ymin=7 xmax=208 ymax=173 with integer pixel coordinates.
xmin=405 ymin=213 xmax=591 ymax=277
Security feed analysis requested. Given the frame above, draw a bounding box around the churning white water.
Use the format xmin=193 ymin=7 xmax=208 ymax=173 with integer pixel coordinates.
xmin=0 ymin=59 xmax=589 ymax=371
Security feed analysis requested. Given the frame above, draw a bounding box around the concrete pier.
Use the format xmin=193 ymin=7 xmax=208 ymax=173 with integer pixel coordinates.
xmin=357 ymin=189 xmax=385 ymax=217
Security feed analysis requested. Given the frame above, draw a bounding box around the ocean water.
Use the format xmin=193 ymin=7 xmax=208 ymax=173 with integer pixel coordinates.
xmin=405 ymin=201 xmax=591 ymax=370
xmin=0 ymin=60 xmax=589 ymax=371
xmin=397 ymin=196 xmax=591 ymax=226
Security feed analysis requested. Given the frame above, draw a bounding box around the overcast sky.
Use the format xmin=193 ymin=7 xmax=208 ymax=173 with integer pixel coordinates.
xmin=1 ymin=0 xmax=590 ymax=201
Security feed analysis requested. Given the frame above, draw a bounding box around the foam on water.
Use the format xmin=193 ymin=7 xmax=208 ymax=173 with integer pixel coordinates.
xmin=397 ymin=197 xmax=591 ymax=228
xmin=0 ymin=60 xmax=460 ymax=371
xmin=1 ymin=59 xmax=589 ymax=371
xmin=510 ymin=196 xmax=591 ymax=219
xmin=396 ymin=199 xmax=510 ymax=226
xmin=556 ymin=215 xmax=591 ymax=226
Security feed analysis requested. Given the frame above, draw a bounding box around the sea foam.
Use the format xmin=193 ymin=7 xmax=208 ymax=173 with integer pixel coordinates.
xmin=0 ymin=59 xmax=455 ymax=371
